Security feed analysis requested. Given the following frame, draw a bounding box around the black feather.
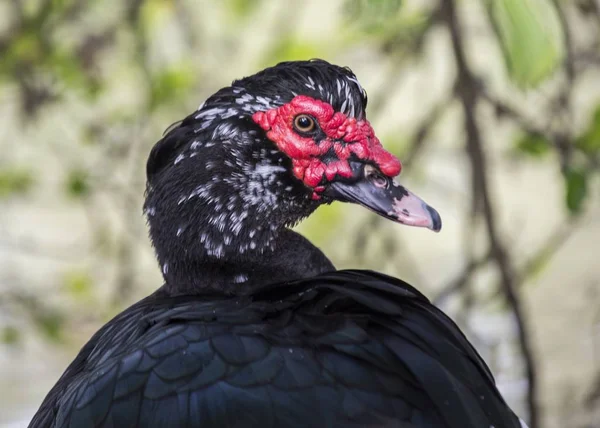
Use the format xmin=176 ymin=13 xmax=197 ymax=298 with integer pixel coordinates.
xmin=30 ymin=271 xmax=522 ymax=428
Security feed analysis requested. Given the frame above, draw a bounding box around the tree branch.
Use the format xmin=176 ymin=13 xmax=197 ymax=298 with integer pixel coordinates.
xmin=441 ymin=1 xmax=539 ymax=426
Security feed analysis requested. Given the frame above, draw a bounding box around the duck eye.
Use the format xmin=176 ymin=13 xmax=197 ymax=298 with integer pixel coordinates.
xmin=293 ymin=115 xmax=316 ymax=134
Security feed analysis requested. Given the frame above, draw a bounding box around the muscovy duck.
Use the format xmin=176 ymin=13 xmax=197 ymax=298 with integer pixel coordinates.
xmin=30 ymin=60 xmax=527 ymax=428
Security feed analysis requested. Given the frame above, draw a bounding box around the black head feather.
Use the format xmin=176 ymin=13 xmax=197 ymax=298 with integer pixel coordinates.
xmin=143 ymin=59 xmax=368 ymax=292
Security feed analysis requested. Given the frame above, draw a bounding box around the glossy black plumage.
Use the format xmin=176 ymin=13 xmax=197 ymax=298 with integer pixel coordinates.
xmin=30 ymin=270 xmax=521 ymax=428
xmin=30 ymin=60 xmax=525 ymax=427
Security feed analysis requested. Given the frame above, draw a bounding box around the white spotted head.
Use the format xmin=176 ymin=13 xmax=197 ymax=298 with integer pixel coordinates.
xmin=142 ymin=59 xmax=439 ymax=287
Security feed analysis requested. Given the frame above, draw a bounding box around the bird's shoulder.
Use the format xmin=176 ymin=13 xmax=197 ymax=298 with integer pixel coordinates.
xmin=31 ymin=270 xmax=520 ymax=428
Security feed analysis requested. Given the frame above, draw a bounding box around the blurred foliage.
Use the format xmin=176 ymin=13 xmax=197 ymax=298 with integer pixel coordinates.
xmin=62 ymin=270 xmax=94 ymax=299
xmin=564 ymin=167 xmax=588 ymax=215
xmin=1 ymin=325 xmax=21 ymax=345
xmin=344 ymin=0 xmax=432 ymax=55
xmin=225 ymin=0 xmax=259 ymax=21
xmin=345 ymin=0 xmax=404 ymax=35
xmin=514 ymin=133 xmax=551 ymax=158
xmin=488 ymin=0 xmax=564 ymax=88
xmin=513 ymin=97 xmax=600 ymax=216
xmin=576 ymin=105 xmax=600 ymax=155
xmin=65 ymin=169 xmax=91 ymax=199
xmin=149 ymin=64 xmax=195 ymax=110
xmin=266 ymin=37 xmax=325 ymax=68
xmin=34 ymin=311 xmax=65 ymax=342
xmin=0 ymin=167 xmax=35 ymax=198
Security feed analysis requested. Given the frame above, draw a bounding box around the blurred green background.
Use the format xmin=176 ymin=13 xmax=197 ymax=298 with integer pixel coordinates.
xmin=0 ymin=0 xmax=599 ymax=427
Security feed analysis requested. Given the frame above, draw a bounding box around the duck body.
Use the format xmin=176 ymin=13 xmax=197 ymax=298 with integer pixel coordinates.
xmin=31 ymin=269 xmax=522 ymax=428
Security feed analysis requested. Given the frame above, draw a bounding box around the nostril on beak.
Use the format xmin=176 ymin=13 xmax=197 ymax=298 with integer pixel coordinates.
xmin=364 ymin=165 xmax=388 ymax=188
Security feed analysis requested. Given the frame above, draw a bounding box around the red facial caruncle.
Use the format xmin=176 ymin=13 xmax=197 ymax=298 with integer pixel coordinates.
xmin=252 ymin=95 xmax=402 ymax=200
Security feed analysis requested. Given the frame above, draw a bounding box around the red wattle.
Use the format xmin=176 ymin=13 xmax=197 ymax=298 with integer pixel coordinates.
xmin=252 ymin=95 xmax=402 ymax=194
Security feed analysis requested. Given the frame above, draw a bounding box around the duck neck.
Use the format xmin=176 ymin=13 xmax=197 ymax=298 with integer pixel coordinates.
xmin=144 ymin=177 xmax=334 ymax=295
xmin=156 ymin=228 xmax=334 ymax=295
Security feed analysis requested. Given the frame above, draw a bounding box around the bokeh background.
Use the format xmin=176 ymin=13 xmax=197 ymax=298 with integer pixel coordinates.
xmin=0 ymin=0 xmax=599 ymax=427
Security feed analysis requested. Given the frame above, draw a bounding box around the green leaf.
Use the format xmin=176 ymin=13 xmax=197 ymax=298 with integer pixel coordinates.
xmin=1 ymin=326 xmax=21 ymax=345
xmin=150 ymin=65 xmax=195 ymax=110
xmin=575 ymin=104 xmax=600 ymax=154
xmin=526 ymin=250 xmax=552 ymax=280
xmin=564 ymin=167 xmax=587 ymax=215
xmin=50 ymin=0 xmax=78 ymax=13
xmin=514 ymin=133 xmax=551 ymax=157
xmin=225 ymin=0 xmax=256 ymax=20
xmin=63 ymin=270 xmax=94 ymax=299
xmin=0 ymin=29 xmax=41 ymax=78
xmin=11 ymin=30 xmax=43 ymax=63
xmin=0 ymin=167 xmax=35 ymax=198
xmin=265 ymin=38 xmax=325 ymax=66
xmin=346 ymin=0 xmax=403 ymax=33
xmin=488 ymin=0 xmax=564 ymax=88
xmin=66 ymin=169 xmax=90 ymax=198
xmin=50 ymin=50 xmax=94 ymax=94
xmin=34 ymin=312 xmax=64 ymax=342
xmin=140 ymin=0 xmax=175 ymax=31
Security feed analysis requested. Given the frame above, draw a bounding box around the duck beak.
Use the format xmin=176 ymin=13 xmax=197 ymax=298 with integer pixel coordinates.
xmin=326 ymin=163 xmax=442 ymax=232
